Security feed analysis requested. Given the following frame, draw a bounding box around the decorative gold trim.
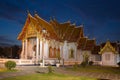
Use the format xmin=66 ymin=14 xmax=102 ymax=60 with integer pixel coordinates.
xmin=99 ymin=41 xmax=117 ymax=54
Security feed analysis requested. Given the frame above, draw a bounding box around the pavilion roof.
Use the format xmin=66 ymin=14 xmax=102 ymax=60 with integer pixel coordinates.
xmin=99 ymin=41 xmax=117 ymax=54
xmin=17 ymin=13 xmax=37 ymax=40
xmin=92 ymin=45 xmax=100 ymax=54
xmin=83 ymin=39 xmax=96 ymax=50
xmin=50 ymin=19 xmax=84 ymax=42
xmin=77 ymin=37 xmax=87 ymax=49
xmin=18 ymin=13 xmax=93 ymax=48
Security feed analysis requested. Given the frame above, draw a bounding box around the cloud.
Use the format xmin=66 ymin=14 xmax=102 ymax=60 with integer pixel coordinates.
xmin=0 ymin=0 xmax=26 ymax=24
xmin=61 ymin=0 xmax=120 ymax=21
xmin=0 ymin=35 xmax=16 ymax=44
xmin=0 ymin=42 xmax=12 ymax=47
xmin=0 ymin=0 xmax=120 ymax=45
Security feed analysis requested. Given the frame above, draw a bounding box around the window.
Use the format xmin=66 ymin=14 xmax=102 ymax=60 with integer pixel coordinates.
xmin=105 ymin=54 xmax=110 ymax=61
xmin=95 ymin=55 xmax=101 ymax=61
xmin=69 ymin=49 xmax=74 ymax=58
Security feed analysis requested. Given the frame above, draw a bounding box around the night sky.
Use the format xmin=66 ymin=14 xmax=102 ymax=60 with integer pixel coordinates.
xmin=0 ymin=0 xmax=120 ymax=46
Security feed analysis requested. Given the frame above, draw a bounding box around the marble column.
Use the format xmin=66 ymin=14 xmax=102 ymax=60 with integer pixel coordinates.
xmin=40 ymin=40 xmax=43 ymax=60
xmin=36 ymin=37 xmax=39 ymax=61
xmin=21 ymin=40 xmax=25 ymax=59
xmin=42 ymin=40 xmax=45 ymax=66
xmin=25 ymin=39 xmax=28 ymax=59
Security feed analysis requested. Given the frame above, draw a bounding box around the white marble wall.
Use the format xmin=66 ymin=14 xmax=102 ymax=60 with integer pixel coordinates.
xmin=21 ymin=38 xmax=83 ymax=63
xmin=76 ymin=49 xmax=83 ymax=62
xmin=102 ymin=52 xmax=117 ymax=66
xmin=62 ymin=41 xmax=77 ymax=61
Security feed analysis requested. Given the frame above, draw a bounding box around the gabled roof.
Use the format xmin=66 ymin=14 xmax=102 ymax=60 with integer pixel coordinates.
xmin=17 ymin=13 xmax=89 ymax=46
xmin=50 ymin=19 xmax=84 ymax=42
xmin=83 ymin=39 xmax=96 ymax=50
xmin=92 ymin=45 xmax=100 ymax=54
xmin=101 ymin=42 xmax=117 ymax=50
xmin=34 ymin=14 xmax=59 ymax=40
xmin=77 ymin=38 xmax=96 ymax=50
xmin=17 ymin=13 xmax=60 ymax=40
xmin=17 ymin=13 xmax=34 ymax=40
xmin=99 ymin=41 xmax=117 ymax=54
xmin=77 ymin=37 xmax=87 ymax=49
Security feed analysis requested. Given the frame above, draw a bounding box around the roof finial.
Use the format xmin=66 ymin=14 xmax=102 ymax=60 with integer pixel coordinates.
xmin=34 ymin=11 xmax=37 ymax=14
xmin=27 ymin=10 xmax=30 ymax=14
xmin=53 ymin=16 xmax=55 ymax=20
xmin=73 ymin=22 xmax=76 ymax=25
xmin=50 ymin=17 xmax=52 ymax=20
xmin=67 ymin=20 xmax=70 ymax=23
xmin=107 ymin=39 xmax=110 ymax=41
xmin=93 ymin=38 xmax=96 ymax=40
xmin=73 ymin=21 xmax=76 ymax=25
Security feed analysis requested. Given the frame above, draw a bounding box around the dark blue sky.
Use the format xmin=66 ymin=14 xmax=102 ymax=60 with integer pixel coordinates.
xmin=0 ymin=0 xmax=120 ymax=46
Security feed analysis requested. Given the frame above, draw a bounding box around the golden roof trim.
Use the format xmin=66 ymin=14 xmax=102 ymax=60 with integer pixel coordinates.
xmin=99 ymin=41 xmax=117 ymax=54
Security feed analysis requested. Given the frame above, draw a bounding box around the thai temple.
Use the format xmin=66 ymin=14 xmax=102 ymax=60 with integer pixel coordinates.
xmin=17 ymin=13 xmax=120 ymax=66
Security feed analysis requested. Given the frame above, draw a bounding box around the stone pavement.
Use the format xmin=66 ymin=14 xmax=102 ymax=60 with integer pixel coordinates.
xmin=0 ymin=66 xmax=120 ymax=80
xmin=54 ymin=67 xmax=120 ymax=80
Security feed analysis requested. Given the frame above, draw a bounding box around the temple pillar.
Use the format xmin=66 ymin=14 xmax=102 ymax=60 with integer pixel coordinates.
xmin=44 ymin=41 xmax=49 ymax=59
xmin=42 ymin=40 xmax=45 ymax=66
xmin=40 ymin=40 xmax=43 ymax=60
xmin=21 ymin=40 xmax=25 ymax=59
xmin=25 ymin=39 xmax=28 ymax=59
xmin=63 ymin=41 xmax=68 ymax=60
xmin=75 ymin=45 xmax=77 ymax=61
xmin=36 ymin=37 xmax=39 ymax=62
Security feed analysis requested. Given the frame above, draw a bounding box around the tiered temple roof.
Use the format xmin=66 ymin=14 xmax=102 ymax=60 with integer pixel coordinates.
xmin=77 ymin=37 xmax=96 ymax=50
xmin=99 ymin=41 xmax=117 ymax=54
xmin=17 ymin=13 xmax=95 ymax=49
xmin=92 ymin=41 xmax=120 ymax=54
xmin=50 ymin=19 xmax=84 ymax=42
xmin=92 ymin=45 xmax=100 ymax=54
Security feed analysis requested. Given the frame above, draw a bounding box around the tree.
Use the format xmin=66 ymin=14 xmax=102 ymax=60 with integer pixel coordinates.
xmin=11 ymin=45 xmax=20 ymax=59
xmin=81 ymin=52 xmax=89 ymax=67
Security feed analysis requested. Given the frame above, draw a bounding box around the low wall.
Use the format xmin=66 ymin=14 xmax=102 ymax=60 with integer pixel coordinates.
xmin=93 ymin=61 xmax=102 ymax=65
xmin=63 ymin=61 xmax=81 ymax=66
xmin=0 ymin=59 xmax=34 ymax=66
xmin=0 ymin=59 xmax=81 ymax=66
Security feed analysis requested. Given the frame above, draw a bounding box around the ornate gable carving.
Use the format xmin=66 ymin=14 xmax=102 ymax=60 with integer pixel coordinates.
xmin=99 ymin=41 xmax=117 ymax=54
xmin=26 ymin=22 xmax=37 ymax=38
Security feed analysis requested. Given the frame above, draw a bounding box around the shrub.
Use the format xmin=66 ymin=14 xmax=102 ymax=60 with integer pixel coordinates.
xmin=117 ymin=62 xmax=120 ymax=67
xmin=89 ymin=61 xmax=94 ymax=65
xmin=5 ymin=61 xmax=16 ymax=70
xmin=81 ymin=61 xmax=87 ymax=67
xmin=73 ymin=62 xmax=78 ymax=70
xmin=48 ymin=66 xmax=54 ymax=73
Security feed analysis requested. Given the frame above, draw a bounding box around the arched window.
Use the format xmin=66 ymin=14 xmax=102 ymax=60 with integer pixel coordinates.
xmin=33 ymin=45 xmax=36 ymax=52
xmin=69 ymin=48 xmax=74 ymax=58
xmin=57 ymin=48 xmax=60 ymax=59
xmin=49 ymin=47 xmax=53 ymax=58
xmin=54 ymin=48 xmax=56 ymax=58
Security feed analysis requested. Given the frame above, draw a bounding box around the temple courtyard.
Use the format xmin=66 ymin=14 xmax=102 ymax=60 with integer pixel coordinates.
xmin=0 ymin=66 xmax=120 ymax=80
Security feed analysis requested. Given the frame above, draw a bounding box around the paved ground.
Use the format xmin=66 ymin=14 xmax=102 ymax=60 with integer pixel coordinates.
xmin=54 ymin=67 xmax=120 ymax=80
xmin=0 ymin=66 xmax=120 ymax=80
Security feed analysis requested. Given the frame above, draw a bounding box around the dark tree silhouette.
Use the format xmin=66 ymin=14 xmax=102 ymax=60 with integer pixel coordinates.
xmin=0 ymin=45 xmax=21 ymax=59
